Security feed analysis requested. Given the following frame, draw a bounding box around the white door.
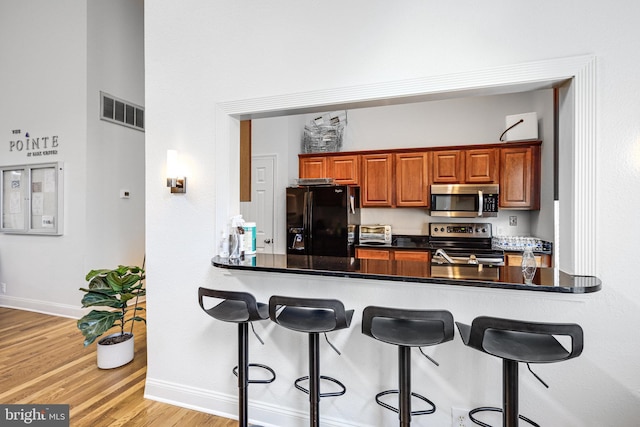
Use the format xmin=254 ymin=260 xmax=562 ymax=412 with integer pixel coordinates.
xmin=251 ymin=155 xmax=275 ymax=254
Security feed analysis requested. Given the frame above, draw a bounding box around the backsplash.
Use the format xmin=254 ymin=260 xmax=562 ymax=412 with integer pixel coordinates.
xmin=360 ymin=208 xmax=533 ymax=237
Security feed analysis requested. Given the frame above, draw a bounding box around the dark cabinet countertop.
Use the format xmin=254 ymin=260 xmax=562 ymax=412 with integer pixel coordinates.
xmin=212 ymin=254 xmax=601 ymax=294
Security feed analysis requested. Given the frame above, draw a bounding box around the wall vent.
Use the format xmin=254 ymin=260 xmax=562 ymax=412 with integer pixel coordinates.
xmin=100 ymin=91 xmax=144 ymax=131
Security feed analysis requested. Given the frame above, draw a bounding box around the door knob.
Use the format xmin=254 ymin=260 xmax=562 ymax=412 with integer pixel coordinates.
xmin=264 ymin=239 xmax=272 ymax=244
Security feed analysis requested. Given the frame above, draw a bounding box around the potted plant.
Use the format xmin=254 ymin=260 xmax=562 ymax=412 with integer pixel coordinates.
xmin=77 ymin=265 xmax=146 ymax=369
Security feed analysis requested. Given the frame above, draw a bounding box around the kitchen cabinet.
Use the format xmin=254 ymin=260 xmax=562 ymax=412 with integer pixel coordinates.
xmin=361 ymin=153 xmax=394 ymax=207
xmin=433 ymin=148 xmax=497 ymax=184
xmin=356 ymin=248 xmax=430 ymax=276
xmin=327 ymin=154 xmax=360 ymax=185
xmin=395 ymin=152 xmax=430 ymax=207
xmin=299 ymin=156 xmax=326 ymax=179
xmin=499 ymin=144 xmax=540 ymax=209
xmin=505 ymin=253 xmax=552 ymax=268
xmin=395 ymin=250 xmax=430 ymax=277
xmin=432 ymin=150 xmax=463 ymax=183
xmin=356 ymin=247 xmax=393 ymax=275
xmin=465 ymin=148 xmax=498 ymax=183
xmin=298 ymin=140 xmax=541 ymax=210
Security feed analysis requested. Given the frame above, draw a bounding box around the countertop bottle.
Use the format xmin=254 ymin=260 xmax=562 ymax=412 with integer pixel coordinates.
xmin=521 ymin=244 xmax=537 ymax=284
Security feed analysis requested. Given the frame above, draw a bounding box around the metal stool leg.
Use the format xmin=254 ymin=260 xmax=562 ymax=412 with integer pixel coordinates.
xmin=238 ymin=322 xmax=249 ymax=427
xmin=309 ymin=332 xmax=320 ymax=427
xmin=399 ymin=346 xmax=411 ymax=427
xmin=503 ymin=359 xmax=518 ymax=427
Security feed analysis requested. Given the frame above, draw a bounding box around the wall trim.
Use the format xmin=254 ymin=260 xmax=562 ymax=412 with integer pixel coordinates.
xmin=144 ymin=377 xmax=365 ymax=427
xmin=0 ymin=295 xmax=82 ymax=319
xmin=215 ymin=55 xmax=597 ymax=276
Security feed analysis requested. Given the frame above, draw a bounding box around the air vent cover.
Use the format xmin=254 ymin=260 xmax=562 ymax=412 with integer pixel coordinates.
xmin=100 ymin=91 xmax=144 ymax=131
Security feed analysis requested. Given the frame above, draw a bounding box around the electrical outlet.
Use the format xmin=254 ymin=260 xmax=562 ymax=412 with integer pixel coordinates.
xmin=509 ymin=215 xmax=518 ymax=226
xmin=452 ymin=407 xmax=470 ymax=427
xmin=1 ymin=282 xmax=6 ymax=293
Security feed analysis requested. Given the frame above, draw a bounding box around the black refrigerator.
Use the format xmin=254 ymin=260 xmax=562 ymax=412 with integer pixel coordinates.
xmin=286 ymin=185 xmax=360 ymax=257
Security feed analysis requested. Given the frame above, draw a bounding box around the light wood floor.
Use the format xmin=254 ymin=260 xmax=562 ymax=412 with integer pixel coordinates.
xmin=0 ymin=306 xmax=236 ymax=427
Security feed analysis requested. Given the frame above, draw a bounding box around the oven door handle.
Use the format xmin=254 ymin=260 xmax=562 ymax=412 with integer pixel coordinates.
xmin=478 ymin=190 xmax=483 ymax=217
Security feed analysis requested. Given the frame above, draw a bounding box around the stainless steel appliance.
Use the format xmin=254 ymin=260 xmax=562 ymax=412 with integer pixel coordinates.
xmin=430 ymin=184 xmax=499 ymax=218
xmin=286 ymin=185 xmax=360 ymax=257
xmin=429 ymin=222 xmax=504 ymax=266
xmin=359 ymin=225 xmax=392 ymax=245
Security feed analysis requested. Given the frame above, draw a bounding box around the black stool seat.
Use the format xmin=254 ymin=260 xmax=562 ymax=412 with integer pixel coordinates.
xmin=456 ymin=316 xmax=583 ymax=427
xmin=199 ymin=288 xmax=276 ymax=427
xmin=269 ymin=295 xmax=353 ymax=427
xmin=362 ymin=307 xmax=454 ymax=427
xmin=204 ymin=298 xmax=269 ymax=323
xmin=270 ymin=297 xmax=353 ymax=333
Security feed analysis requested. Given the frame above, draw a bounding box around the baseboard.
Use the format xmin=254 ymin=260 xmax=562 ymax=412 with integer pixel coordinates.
xmin=0 ymin=295 xmax=83 ymax=319
xmin=144 ymin=377 xmax=367 ymax=427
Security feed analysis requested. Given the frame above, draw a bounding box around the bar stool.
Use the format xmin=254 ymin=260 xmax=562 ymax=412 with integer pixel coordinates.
xmin=456 ymin=316 xmax=583 ymax=427
xmin=268 ymin=295 xmax=353 ymax=427
xmin=362 ymin=306 xmax=455 ymax=427
xmin=198 ymin=288 xmax=276 ymax=427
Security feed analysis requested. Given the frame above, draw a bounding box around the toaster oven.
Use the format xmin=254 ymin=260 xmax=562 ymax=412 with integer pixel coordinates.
xmin=359 ymin=225 xmax=392 ymax=245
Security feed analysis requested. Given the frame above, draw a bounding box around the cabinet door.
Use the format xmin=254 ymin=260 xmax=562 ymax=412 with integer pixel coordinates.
xmin=432 ymin=150 xmax=463 ymax=183
xmin=465 ymin=148 xmax=498 ymax=183
xmin=361 ymin=154 xmax=393 ymax=207
xmin=356 ymin=248 xmax=392 ymax=275
xmin=299 ymin=156 xmax=327 ymax=179
xmin=327 ymin=155 xmax=360 ymax=185
xmin=500 ymin=145 xmax=540 ymax=209
xmin=505 ymin=253 xmax=552 ymax=268
xmin=394 ymin=250 xmax=430 ymax=277
xmin=395 ymin=152 xmax=429 ymax=207
xmin=356 ymin=248 xmax=392 ymax=260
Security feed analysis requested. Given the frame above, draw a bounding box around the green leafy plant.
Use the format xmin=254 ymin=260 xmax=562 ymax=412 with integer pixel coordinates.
xmin=77 ymin=265 xmax=146 ymax=347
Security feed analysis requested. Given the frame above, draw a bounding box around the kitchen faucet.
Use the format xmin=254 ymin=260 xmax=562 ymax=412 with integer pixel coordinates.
xmin=434 ymin=248 xmax=454 ymax=264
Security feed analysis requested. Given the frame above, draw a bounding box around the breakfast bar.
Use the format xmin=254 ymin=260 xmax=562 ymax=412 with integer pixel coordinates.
xmin=212 ymin=254 xmax=601 ymax=294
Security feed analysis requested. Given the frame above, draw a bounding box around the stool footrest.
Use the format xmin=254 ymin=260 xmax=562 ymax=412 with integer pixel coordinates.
xmin=294 ymin=375 xmax=346 ymax=397
xmin=232 ymin=363 xmax=277 ymax=384
xmin=469 ymin=407 xmax=539 ymax=427
xmin=375 ymin=389 xmax=436 ymax=416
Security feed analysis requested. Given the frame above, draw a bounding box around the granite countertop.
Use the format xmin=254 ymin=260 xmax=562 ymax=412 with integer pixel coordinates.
xmin=357 ymin=235 xmax=432 ymax=250
xmin=212 ymin=254 xmax=601 ymax=294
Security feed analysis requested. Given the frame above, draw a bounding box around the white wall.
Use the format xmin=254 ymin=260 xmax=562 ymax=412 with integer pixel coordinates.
xmin=143 ymin=2 xmax=639 ymax=426
xmin=0 ymin=0 xmax=145 ymax=316
xmin=87 ymin=0 xmax=146 ymax=269
xmin=0 ymin=0 xmax=88 ymax=315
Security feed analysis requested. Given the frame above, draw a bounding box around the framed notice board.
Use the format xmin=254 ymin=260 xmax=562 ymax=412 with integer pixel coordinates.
xmin=1 ymin=162 xmax=64 ymax=235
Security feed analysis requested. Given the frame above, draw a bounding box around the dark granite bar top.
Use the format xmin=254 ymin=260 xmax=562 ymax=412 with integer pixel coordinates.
xmin=212 ymin=254 xmax=601 ymax=294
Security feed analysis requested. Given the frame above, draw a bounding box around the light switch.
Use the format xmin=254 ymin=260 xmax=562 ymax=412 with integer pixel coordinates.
xmin=120 ymin=189 xmax=131 ymax=199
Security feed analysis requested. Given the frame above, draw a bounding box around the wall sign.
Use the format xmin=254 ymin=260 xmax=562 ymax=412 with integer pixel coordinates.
xmin=9 ymin=129 xmax=60 ymax=158
xmin=1 ymin=162 xmax=64 ymax=235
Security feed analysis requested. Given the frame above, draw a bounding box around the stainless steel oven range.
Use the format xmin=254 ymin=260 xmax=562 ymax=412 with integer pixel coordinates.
xmin=429 ymin=222 xmax=504 ymax=266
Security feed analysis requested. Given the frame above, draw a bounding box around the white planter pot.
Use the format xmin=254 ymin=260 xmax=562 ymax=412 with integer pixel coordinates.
xmin=96 ymin=332 xmax=134 ymax=369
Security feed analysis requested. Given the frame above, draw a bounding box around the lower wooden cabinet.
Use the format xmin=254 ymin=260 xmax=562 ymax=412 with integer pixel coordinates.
xmin=505 ymin=253 xmax=552 ymax=268
xmin=356 ymin=248 xmax=430 ymax=276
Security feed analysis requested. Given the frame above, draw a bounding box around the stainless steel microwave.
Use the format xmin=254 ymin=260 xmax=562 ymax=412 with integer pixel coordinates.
xmin=430 ymin=184 xmax=499 ymax=218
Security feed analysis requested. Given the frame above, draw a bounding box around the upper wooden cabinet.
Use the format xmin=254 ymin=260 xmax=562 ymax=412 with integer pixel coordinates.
xmin=298 ymin=140 xmax=541 ymax=210
xmin=327 ymin=154 xmax=360 ymax=185
xmin=465 ymin=148 xmax=498 ymax=183
xmin=361 ymin=153 xmax=394 ymax=207
xmin=432 ymin=148 xmax=497 ymax=183
xmin=432 ymin=150 xmax=463 ymax=183
xmin=395 ymin=152 xmax=430 ymax=207
xmin=499 ymin=144 xmax=540 ymax=209
xmin=299 ymin=156 xmax=326 ymax=179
